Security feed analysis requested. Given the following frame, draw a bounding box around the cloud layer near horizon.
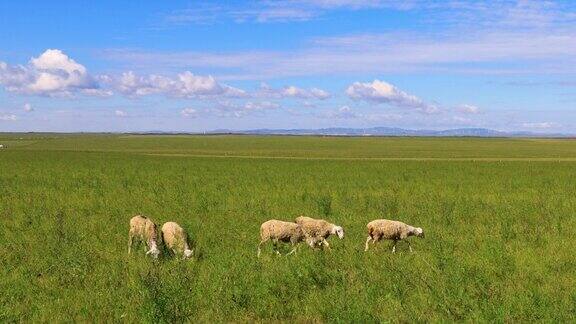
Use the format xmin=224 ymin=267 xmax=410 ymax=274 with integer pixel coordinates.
xmin=0 ymin=47 xmax=564 ymax=133
xmin=0 ymin=50 xmax=337 ymax=102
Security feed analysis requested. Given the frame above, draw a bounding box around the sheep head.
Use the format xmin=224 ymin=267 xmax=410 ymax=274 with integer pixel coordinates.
xmin=146 ymin=247 xmax=160 ymax=259
xmin=414 ymin=227 xmax=424 ymax=238
xmin=331 ymin=225 xmax=344 ymax=239
xmin=184 ymin=249 xmax=193 ymax=259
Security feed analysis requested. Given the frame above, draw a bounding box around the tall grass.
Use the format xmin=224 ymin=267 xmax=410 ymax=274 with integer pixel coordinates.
xmin=1 ymin=136 xmax=575 ymax=321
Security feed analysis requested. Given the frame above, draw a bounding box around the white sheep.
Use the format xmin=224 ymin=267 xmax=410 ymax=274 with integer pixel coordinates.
xmin=257 ymin=220 xmax=307 ymax=257
xmin=128 ymin=215 xmax=161 ymax=258
xmin=161 ymin=222 xmax=193 ymax=259
xmin=295 ymin=216 xmax=344 ymax=250
xmin=365 ymin=219 xmax=424 ymax=253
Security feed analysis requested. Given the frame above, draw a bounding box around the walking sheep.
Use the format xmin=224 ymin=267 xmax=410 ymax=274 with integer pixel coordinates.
xmin=295 ymin=216 xmax=344 ymax=250
xmin=128 ymin=215 xmax=161 ymax=258
xmin=258 ymin=220 xmax=307 ymax=257
xmin=365 ymin=219 xmax=424 ymax=253
xmin=161 ymin=222 xmax=193 ymax=259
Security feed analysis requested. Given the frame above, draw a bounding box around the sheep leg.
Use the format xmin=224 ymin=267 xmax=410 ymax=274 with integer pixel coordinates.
xmin=272 ymin=240 xmax=281 ymax=255
xmin=257 ymin=240 xmax=266 ymax=258
xmin=407 ymin=240 xmax=413 ymax=253
xmin=310 ymin=238 xmax=322 ymax=250
xmin=286 ymin=243 xmax=298 ymax=255
xmin=364 ymin=236 xmax=372 ymax=251
xmin=391 ymin=240 xmax=397 ymax=253
xmin=257 ymin=238 xmax=268 ymax=258
xmin=128 ymin=232 xmax=134 ymax=254
xmin=321 ymin=238 xmax=331 ymax=250
xmin=306 ymin=237 xmax=316 ymax=248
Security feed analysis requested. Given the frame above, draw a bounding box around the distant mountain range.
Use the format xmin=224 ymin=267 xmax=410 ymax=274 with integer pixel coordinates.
xmin=200 ymin=127 xmax=572 ymax=137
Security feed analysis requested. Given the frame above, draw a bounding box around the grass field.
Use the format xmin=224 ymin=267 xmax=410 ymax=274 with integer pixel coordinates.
xmin=1 ymin=134 xmax=575 ymax=322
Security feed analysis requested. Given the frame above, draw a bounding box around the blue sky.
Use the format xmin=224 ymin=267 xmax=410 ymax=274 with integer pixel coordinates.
xmin=1 ymin=0 xmax=575 ymax=133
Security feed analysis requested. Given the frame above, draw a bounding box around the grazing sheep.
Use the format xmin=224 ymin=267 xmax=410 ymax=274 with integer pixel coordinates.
xmin=161 ymin=222 xmax=193 ymax=259
xmin=128 ymin=215 xmax=161 ymax=258
xmin=295 ymin=216 xmax=344 ymax=250
xmin=258 ymin=220 xmax=307 ymax=257
xmin=365 ymin=219 xmax=424 ymax=253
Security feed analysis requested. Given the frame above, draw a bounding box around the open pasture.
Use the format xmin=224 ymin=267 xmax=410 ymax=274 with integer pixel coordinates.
xmin=1 ymin=135 xmax=575 ymax=322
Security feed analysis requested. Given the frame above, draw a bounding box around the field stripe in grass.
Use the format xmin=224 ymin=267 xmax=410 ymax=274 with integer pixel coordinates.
xmin=141 ymin=153 xmax=576 ymax=161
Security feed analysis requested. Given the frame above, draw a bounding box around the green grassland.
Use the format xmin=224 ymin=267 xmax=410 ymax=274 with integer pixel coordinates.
xmin=3 ymin=133 xmax=576 ymax=158
xmin=1 ymin=134 xmax=575 ymax=322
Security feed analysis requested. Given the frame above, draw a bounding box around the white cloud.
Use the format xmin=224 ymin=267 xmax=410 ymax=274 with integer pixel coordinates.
xmin=30 ymin=49 xmax=86 ymax=73
xmin=164 ymin=4 xmax=318 ymax=25
xmin=81 ymin=88 xmax=114 ymax=97
xmin=0 ymin=50 xmax=248 ymax=100
xmin=179 ymin=71 xmax=247 ymax=97
xmin=457 ymin=104 xmax=480 ymax=114
xmin=243 ymin=101 xmax=280 ymax=110
xmin=91 ymin=73 xmax=327 ymax=101
xmin=111 ymin=71 xmax=246 ymax=98
xmin=303 ymin=0 xmax=407 ymax=9
xmin=0 ymin=114 xmax=17 ymax=121
xmin=321 ymin=105 xmax=403 ymax=121
xmin=138 ymin=1 xmax=576 ymax=80
xmin=164 ymin=0 xmax=414 ymax=25
xmin=115 ymin=110 xmax=127 ymax=117
xmin=282 ymin=85 xmax=330 ymax=99
xmin=116 ymin=71 xmax=169 ymax=96
xmin=23 ymin=103 xmax=33 ymax=112
xmin=104 ymin=28 xmax=576 ymax=79
xmin=325 ymin=105 xmax=361 ymax=119
xmin=0 ymin=62 xmax=28 ymax=89
xmin=181 ymin=108 xmax=199 ymax=118
xmin=240 ymin=7 xmax=317 ymax=23
xmin=346 ymin=79 xmax=438 ymax=113
xmin=0 ymin=49 xmax=101 ymax=96
xmin=257 ymin=83 xmax=330 ymax=99
xmin=521 ymin=122 xmax=560 ymax=129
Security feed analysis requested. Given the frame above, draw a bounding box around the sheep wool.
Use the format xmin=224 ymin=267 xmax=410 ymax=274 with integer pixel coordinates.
xmin=258 ymin=219 xmax=306 ymax=257
xmin=295 ymin=216 xmax=344 ymax=249
xmin=365 ymin=219 xmax=424 ymax=253
xmin=128 ymin=215 xmax=161 ymax=258
xmin=161 ymin=222 xmax=193 ymax=259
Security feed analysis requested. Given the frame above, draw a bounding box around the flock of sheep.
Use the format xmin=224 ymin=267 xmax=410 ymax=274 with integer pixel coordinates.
xmin=128 ymin=214 xmax=425 ymax=260
xmin=128 ymin=215 xmax=193 ymax=259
